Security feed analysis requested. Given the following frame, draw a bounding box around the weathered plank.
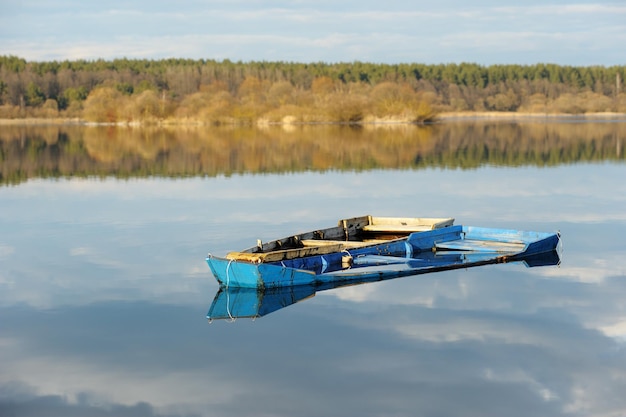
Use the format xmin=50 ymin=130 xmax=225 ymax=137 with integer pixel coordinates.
xmin=363 ymin=217 xmax=454 ymax=233
xmin=299 ymin=239 xmax=388 ymax=248
xmin=227 ymin=243 xmax=346 ymax=263
xmin=363 ymin=224 xmax=438 ymax=233
xmin=435 ymin=239 xmax=525 ymax=253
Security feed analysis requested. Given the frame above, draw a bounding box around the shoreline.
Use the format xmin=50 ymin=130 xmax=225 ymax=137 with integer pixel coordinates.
xmin=1 ymin=112 xmax=625 ymax=126
xmin=436 ymin=111 xmax=626 ymax=120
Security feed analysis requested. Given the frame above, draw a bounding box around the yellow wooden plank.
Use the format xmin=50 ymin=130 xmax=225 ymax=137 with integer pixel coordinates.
xmin=370 ymin=216 xmax=454 ymax=225
xmin=227 ymin=243 xmax=345 ymax=263
xmin=365 ymin=217 xmax=454 ymax=232
xmin=299 ymin=239 xmax=388 ymax=248
xmin=362 ymin=224 xmax=436 ymax=233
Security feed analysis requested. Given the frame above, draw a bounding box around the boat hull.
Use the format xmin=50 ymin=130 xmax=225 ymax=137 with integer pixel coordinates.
xmin=206 ymin=225 xmax=561 ymax=289
xmin=207 ymin=249 xmax=562 ymax=320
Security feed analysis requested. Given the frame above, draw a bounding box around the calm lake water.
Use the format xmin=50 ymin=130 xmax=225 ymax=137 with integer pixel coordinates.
xmin=1 ymin=119 xmax=626 ymax=417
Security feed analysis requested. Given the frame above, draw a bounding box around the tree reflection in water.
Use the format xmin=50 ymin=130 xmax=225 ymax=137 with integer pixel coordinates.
xmin=1 ymin=119 xmax=624 ymax=185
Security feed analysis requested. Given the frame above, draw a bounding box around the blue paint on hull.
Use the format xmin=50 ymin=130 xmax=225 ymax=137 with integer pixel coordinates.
xmin=207 ymin=249 xmax=562 ymax=320
xmin=206 ymin=225 xmax=561 ymax=289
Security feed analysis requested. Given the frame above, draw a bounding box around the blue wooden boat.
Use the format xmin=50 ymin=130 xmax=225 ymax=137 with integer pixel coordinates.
xmin=205 ymin=215 xmax=561 ymax=289
xmin=207 ymin=250 xmax=561 ymax=320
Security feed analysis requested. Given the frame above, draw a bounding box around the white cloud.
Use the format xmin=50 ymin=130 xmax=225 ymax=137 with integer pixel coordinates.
xmin=0 ymin=356 xmax=243 ymax=413
xmin=495 ymin=4 xmax=626 ymax=15
xmin=483 ymin=368 xmax=559 ymax=401
xmin=0 ymin=245 xmax=15 ymax=259
xmin=599 ymin=320 xmax=626 ymax=340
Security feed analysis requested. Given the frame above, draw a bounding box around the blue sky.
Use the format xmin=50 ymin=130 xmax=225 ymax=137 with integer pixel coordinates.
xmin=1 ymin=0 xmax=625 ymax=65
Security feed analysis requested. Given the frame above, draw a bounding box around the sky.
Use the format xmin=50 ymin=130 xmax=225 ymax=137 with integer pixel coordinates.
xmin=0 ymin=1 xmax=625 ymax=66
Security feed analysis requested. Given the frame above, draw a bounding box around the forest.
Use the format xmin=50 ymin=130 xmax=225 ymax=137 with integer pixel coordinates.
xmin=0 ymin=56 xmax=625 ymax=124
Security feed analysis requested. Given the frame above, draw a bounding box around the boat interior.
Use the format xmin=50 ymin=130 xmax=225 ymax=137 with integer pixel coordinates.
xmin=226 ymin=215 xmax=454 ymax=263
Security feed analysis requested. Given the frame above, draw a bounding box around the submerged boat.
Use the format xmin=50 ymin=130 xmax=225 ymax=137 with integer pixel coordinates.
xmin=207 ymin=250 xmax=562 ymax=321
xmin=205 ymin=215 xmax=561 ymax=289
xmin=217 ymin=215 xmax=455 ymax=263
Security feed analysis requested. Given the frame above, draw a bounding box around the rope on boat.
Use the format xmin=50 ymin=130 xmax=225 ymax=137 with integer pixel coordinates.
xmin=223 ymin=258 xmax=236 ymax=321
xmin=225 ymin=285 xmax=235 ymax=322
xmin=341 ymin=248 xmax=353 ymax=269
xmin=404 ymin=241 xmax=413 ymax=258
xmin=225 ymin=258 xmax=233 ymax=289
xmin=557 ymin=230 xmax=563 ymax=267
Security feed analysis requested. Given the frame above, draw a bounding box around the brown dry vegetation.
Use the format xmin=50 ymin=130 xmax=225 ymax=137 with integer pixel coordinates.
xmin=2 ymin=57 xmax=624 ymax=125
xmin=0 ymin=74 xmax=437 ymax=125
xmin=3 ymin=84 xmax=624 ymax=126
xmin=0 ymin=77 xmax=437 ymax=125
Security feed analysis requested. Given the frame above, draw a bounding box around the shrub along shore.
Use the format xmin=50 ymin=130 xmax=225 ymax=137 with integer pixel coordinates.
xmin=1 ymin=112 xmax=625 ymax=128
xmin=1 ymin=56 xmax=625 ymax=125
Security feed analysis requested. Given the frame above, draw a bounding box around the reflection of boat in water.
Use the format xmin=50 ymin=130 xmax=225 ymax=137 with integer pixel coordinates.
xmin=208 ymin=285 xmax=317 ymax=321
xmin=207 ymin=250 xmax=561 ymax=321
xmin=205 ymin=215 xmax=561 ymax=289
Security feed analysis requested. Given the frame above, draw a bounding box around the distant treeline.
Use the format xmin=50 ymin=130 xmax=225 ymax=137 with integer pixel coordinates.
xmin=0 ymin=56 xmax=625 ymax=124
xmin=1 ymin=122 xmax=623 ymax=185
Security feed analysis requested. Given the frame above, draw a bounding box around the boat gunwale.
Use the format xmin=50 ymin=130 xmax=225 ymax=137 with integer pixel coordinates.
xmin=234 ymin=215 xmax=455 ymax=257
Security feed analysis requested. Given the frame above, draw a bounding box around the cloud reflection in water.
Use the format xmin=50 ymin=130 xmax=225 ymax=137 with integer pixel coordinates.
xmin=1 ymin=162 xmax=625 ymax=416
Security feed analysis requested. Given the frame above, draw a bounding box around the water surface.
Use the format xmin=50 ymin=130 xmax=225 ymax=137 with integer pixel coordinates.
xmin=1 ymin=121 xmax=625 ymax=417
